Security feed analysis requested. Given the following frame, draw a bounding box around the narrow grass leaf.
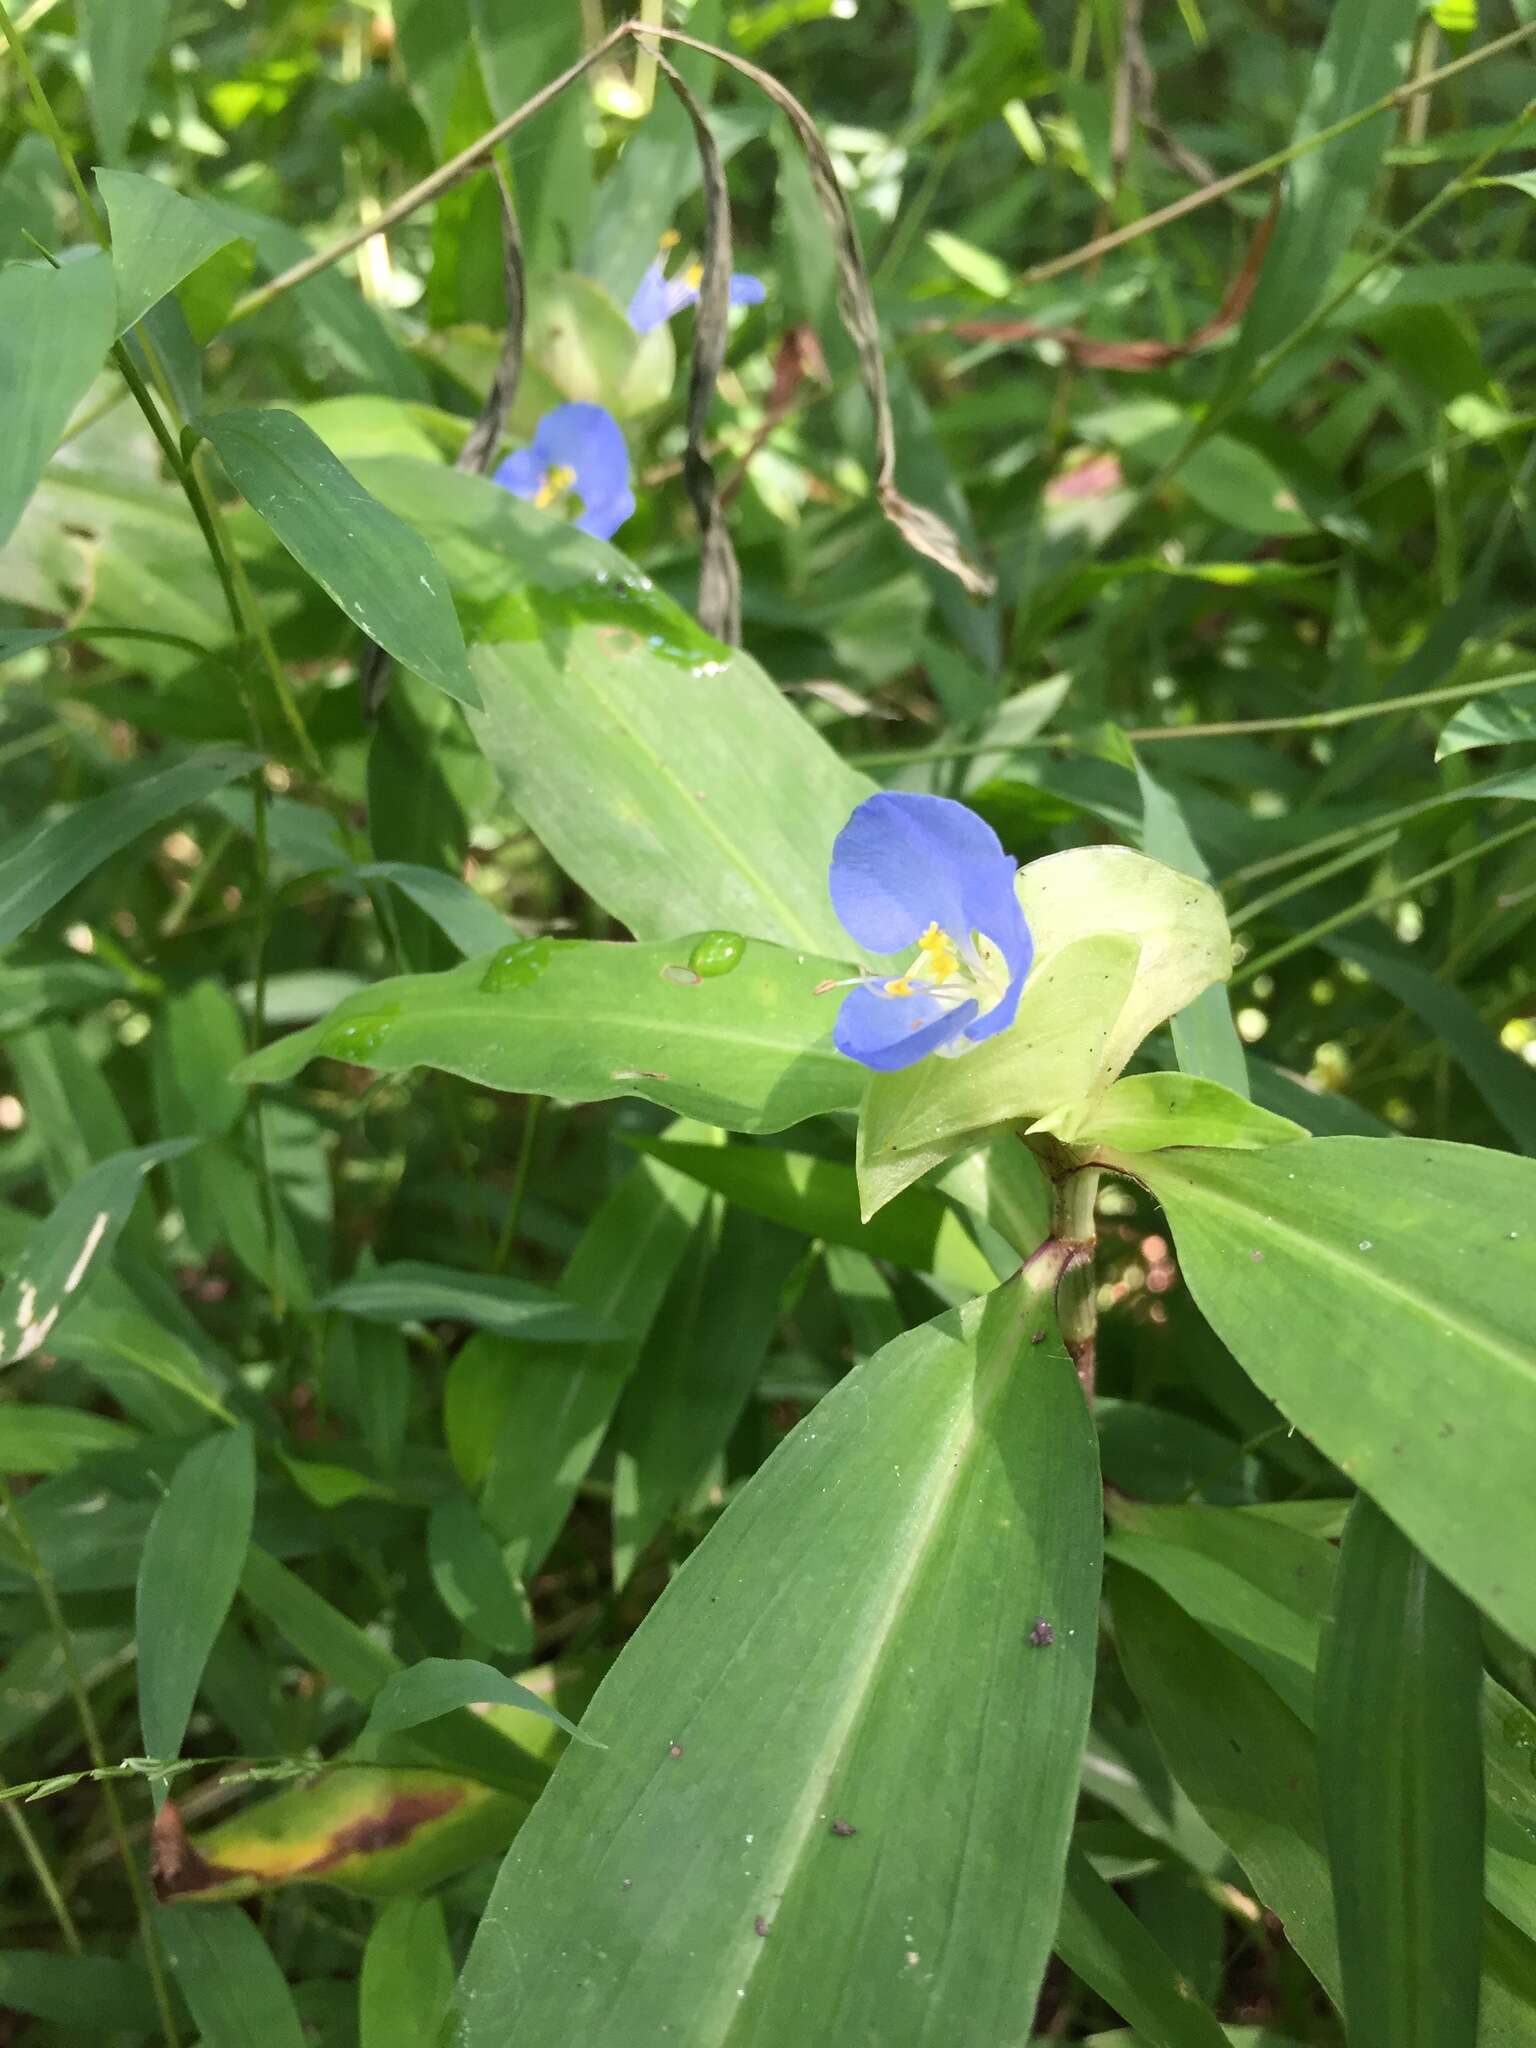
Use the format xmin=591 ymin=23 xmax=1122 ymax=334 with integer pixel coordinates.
xmin=154 ymin=1902 xmax=306 ymax=2048
xmin=0 ymin=1139 xmax=197 ymax=1369
xmin=363 ymin=1658 xmax=590 ymax=1746
xmin=202 ymin=409 xmax=479 ymax=708
xmin=0 ymin=747 xmax=259 ymax=952
xmin=361 ymin=1898 xmax=455 ymax=2048
xmin=1316 ymin=1496 xmax=1485 ymax=2048
xmin=98 ymin=168 xmax=240 ymax=333
xmin=137 ymin=1426 xmax=256 ymax=1771
xmin=320 ymin=1260 xmax=617 ymax=1341
xmin=0 ymin=252 xmax=117 ymax=550
xmin=1056 ymin=1846 xmax=1232 ymax=2048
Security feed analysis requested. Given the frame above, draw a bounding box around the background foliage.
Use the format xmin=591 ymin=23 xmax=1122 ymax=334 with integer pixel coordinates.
xmin=3 ymin=0 xmax=1536 ymax=2043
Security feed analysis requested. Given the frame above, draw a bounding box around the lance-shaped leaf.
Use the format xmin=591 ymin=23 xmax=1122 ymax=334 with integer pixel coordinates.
xmin=0 ymin=1138 xmax=197 ymax=1368
xmin=1317 ymin=1497 xmax=1485 ymax=2048
xmin=98 ymin=168 xmax=241 ymax=334
xmin=1125 ymin=1138 xmax=1536 ymax=1656
xmin=0 ymin=252 xmax=116 ymax=550
xmin=858 ymin=847 xmax=1231 ymax=1217
xmin=1037 ymin=1073 xmax=1305 ymax=1153
xmin=239 ymin=937 xmax=858 ymax=1135
xmin=355 ymin=459 xmax=873 ymax=959
xmin=453 ymin=1267 xmax=1102 ymax=2047
xmin=201 ymin=409 xmax=479 ymax=709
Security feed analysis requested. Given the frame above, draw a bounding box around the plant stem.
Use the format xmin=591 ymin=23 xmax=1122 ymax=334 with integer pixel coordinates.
xmin=850 ymin=662 xmax=1536 ymax=771
xmin=228 ymin=19 xmax=633 ymax=323
xmin=0 ymin=1479 xmax=181 ymax=2047
xmin=1008 ymin=20 xmax=1536 ymax=293
xmin=1229 ymin=828 xmax=1403 ymax=929
xmin=1047 ymin=1160 xmax=1101 ymax=1401
xmin=493 ymin=1096 xmax=544 ymax=1274
xmin=1232 ymin=815 xmax=1536 ymax=985
xmin=1 ymin=1778 xmax=82 ymax=1952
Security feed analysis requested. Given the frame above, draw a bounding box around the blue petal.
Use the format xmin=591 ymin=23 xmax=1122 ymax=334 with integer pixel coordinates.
xmin=523 ymin=404 xmax=632 ymax=535
xmin=492 ymin=447 xmax=543 ymax=501
xmin=627 ymin=260 xmax=672 ymax=335
xmin=834 ymin=985 xmax=978 ymax=1071
xmin=829 ymin=790 xmax=1010 ymax=955
xmin=729 ymin=272 xmax=766 ymax=307
xmin=574 ymin=487 xmax=637 ymax=542
xmin=956 ymin=873 xmax=1033 ymax=1045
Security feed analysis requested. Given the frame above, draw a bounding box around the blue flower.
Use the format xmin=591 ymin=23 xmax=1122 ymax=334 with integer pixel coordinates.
xmin=493 ymin=403 xmax=635 ymax=541
xmin=825 ymin=792 xmax=1034 ymax=1072
xmin=627 ymin=246 xmax=766 ymax=336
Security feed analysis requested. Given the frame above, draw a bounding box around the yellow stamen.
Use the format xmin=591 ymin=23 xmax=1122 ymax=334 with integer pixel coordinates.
xmin=659 ymin=229 xmax=681 ymax=252
xmin=684 ymin=261 xmax=704 ymax=290
xmin=886 ymin=976 xmax=914 ymax=998
xmin=915 ymin=921 xmax=959 ymax=982
xmin=534 ymin=462 xmax=577 ymax=509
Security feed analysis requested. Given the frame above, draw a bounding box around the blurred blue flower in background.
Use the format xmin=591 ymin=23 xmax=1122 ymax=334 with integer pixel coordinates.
xmin=824 ymin=791 xmax=1034 ymax=1072
xmin=627 ymin=234 xmax=766 ymax=335
xmin=494 ymin=403 xmax=636 ymax=542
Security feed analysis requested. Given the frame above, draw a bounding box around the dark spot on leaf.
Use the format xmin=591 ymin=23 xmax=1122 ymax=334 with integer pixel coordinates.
xmin=754 ymin=1915 xmax=771 ymax=1937
xmin=668 ymin=1742 xmax=684 ymax=1759
xmin=1028 ymin=1617 xmax=1055 ymax=1647
xmin=830 ymin=1817 xmax=857 ymax=1838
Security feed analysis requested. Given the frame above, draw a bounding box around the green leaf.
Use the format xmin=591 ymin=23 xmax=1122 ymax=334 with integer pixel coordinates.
xmin=1321 ymin=934 xmax=1536 ymax=1156
xmin=1124 ymin=1138 xmax=1536 ymax=1654
xmin=320 ymin=1260 xmax=618 ymax=1342
xmin=1316 ymin=1497 xmax=1485 ymax=2048
xmin=0 ymin=1952 xmax=157 ymax=2033
xmin=239 ymin=937 xmax=859 ymax=1135
xmin=361 ymin=1899 xmax=455 ymax=2048
xmin=98 ymin=168 xmax=240 ymax=334
xmin=238 ymin=1546 xmax=548 ymax=1801
xmin=1041 ymin=1073 xmax=1305 ymax=1154
xmin=0 ymin=746 xmax=259 ymax=952
xmin=1438 ymin=685 xmax=1536 ymax=760
xmin=137 ymin=1426 xmax=256 ymax=1772
xmin=154 ymin=1902 xmax=306 ymax=2048
xmin=1136 ymin=760 xmax=1249 ymax=1098
xmin=1225 ymin=0 xmax=1419 ymax=379
xmin=0 ymin=1404 xmax=139 ymax=1474
xmin=356 ymin=459 xmax=872 ymax=956
xmin=624 ymin=1138 xmax=997 ymax=1291
xmin=1112 ymin=1570 xmax=1344 ymax=2002
xmin=514 ymin=272 xmax=676 ymax=424
xmin=0 ymin=1139 xmax=196 ymax=1369
xmin=612 ymin=1204 xmax=802 ymax=1584
xmin=1113 ymin=1569 xmax=1536 ymax=2045
xmin=363 ymin=1658 xmax=591 ymax=1746
xmin=0 ymin=252 xmax=117 ymax=550
xmin=479 ymin=1150 xmax=711 ymax=1574
xmin=858 ymin=846 xmax=1232 ymax=1217
xmin=1056 ymin=1846 xmax=1232 ymax=2048
xmin=454 ymin=1273 xmax=1102 ymax=2047
xmin=201 ymin=409 xmax=479 ymax=709
xmin=357 ymin=861 xmax=519 ymax=957
xmin=427 ymin=1494 xmax=531 ymax=1657
xmin=79 ymin=0 xmax=170 ymax=160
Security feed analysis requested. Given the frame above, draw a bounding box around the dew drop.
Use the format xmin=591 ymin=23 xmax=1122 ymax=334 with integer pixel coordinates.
xmin=688 ymin=930 xmax=746 ymax=978
xmin=1358 ymin=1239 xmax=1373 ymax=1251
xmin=323 ymin=1007 xmax=400 ymax=1063
xmin=479 ymin=937 xmax=553 ymax=994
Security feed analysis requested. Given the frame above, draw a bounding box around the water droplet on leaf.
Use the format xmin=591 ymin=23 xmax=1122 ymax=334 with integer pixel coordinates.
xmin=479 ymin=938 xmax=553 ymax=993
xmin=688 ymin=931 xmax=746 ymax=978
